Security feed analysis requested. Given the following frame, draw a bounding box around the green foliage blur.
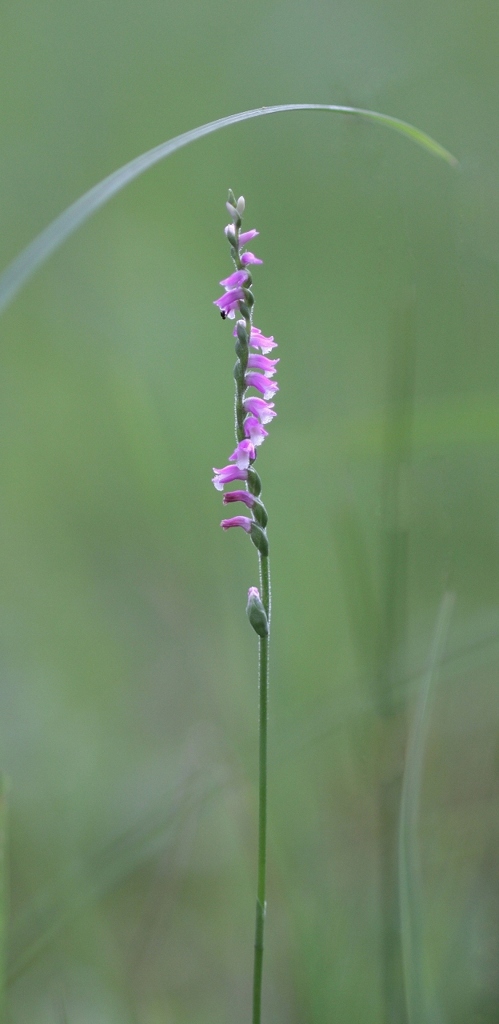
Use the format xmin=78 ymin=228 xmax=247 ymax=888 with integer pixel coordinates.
xmin=1 ymin=1 xmax=499 ymax=1021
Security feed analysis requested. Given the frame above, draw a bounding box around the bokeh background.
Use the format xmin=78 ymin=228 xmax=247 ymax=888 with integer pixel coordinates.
xmin=1 ymin=1 xmax=499 ymax=1022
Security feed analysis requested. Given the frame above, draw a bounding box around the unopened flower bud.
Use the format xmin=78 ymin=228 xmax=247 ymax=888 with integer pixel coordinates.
xmin=224 ymin=225 xmax=237 ymax=246
xmin=236 ymin=196 xmax=245 ymax=214
xmin=226 ymin=201 xmax=238 ymax=218
xmin=246 ymin=586 xmax=269 ymax=637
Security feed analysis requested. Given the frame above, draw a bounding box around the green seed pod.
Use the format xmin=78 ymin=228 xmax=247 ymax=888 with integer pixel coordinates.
xmin=252 ymin=500 xmax=268 ymax=529
xmin=235 ymin=322 xmax=248 ymax=363
xmin=235 ymin=335 xmax=248 ymax=365
xmin=247 ymin=468 xmax=262 ymax=496
xmin=246 ymin=587 xmax=269 ymax=637
xmin=250 ymin=523 xmax=269 ymax=557
xmin=236 ymin=321 xmax=248 ymax=345
xmin=233 ymin=360 xmax=245 ymax=388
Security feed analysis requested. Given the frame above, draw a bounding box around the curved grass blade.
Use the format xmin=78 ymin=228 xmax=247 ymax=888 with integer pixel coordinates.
xmin=0 ymin=104 xmax=457 ymax=317
xmin=399 ymin=591 xmax=455 ymax=1024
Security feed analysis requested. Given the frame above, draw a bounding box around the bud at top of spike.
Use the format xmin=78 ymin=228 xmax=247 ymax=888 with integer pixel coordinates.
xmin=236 ymin=196 xmax=245 ymax=214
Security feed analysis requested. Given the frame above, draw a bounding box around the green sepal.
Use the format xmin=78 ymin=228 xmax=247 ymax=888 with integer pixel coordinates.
xmin=227 ymin=188 xmax=237 ymax=206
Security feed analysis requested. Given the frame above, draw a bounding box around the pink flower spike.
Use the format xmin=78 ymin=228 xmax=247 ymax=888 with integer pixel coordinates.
xmin=212 ymin=465 xmax=248 ymax=491
xmin=249 ymin=327 xmax=277 ymax=353
xmin=223 ymin=490 xmax=255 ymax=508
xmin=221 ymin=516 xmax=252 ymax=533
xmin=241 ymin=252 xmax=263 ymax=266
xmin=245 ymin=372 xmax=279 ymax=401
xmin=238 ymin=229 xmax=259 ymax=246
xmin=243 ymin=396 xmax=277 ymax=424
xmin=248 ymin=353 xmax=279 ymax=377
xmin=228 ymin=439 xmax=256 ymax=469
xmin=244 ymin=415 xmax=268 ymax=446
xmin=220 ymin=269 xmax=248 ymax=289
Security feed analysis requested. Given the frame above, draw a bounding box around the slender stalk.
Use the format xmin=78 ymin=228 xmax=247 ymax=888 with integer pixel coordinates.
xmin=399 ymin=592 xmax=454 ymax=1024
xmin=377 ymin=302 xmax=416 ymax=1024
xmin=252 ymin=552 xmax=270 ymax=1024
xmin=0 ymin=776 xmax=8 ymax=1024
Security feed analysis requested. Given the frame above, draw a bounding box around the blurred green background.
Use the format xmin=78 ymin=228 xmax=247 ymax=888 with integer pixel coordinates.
xmin=1 ymin=1 xmax=499 ymax=1021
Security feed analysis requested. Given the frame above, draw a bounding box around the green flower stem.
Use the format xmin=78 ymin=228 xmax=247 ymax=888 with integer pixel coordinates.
xmin=227 ymin=200 xmax=270 ymax=1022
xmin=0 ymin=776 xmax=8 ymax=1024
xmin=252 ymin=551 xmax=270 ymax=1024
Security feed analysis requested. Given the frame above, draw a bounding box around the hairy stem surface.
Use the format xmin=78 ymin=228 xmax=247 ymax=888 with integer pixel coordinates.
xmin=252 ymin=553 xmax=270 ymax=1024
